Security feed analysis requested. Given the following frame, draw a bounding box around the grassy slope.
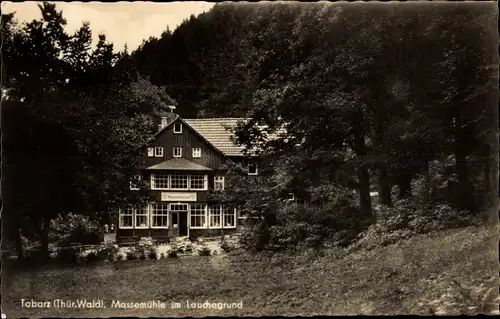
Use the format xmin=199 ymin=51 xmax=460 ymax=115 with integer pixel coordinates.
xmin=3 ymin=224 xmax=498 ymax=317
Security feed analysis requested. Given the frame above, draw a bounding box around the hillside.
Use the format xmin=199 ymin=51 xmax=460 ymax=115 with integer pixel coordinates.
xmin=3 ymin=224 xmax=498 ymax=317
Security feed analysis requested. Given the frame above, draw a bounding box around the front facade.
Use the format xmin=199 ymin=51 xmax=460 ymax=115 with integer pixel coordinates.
xmin=116 ymin=114 xmax=256 ymax=243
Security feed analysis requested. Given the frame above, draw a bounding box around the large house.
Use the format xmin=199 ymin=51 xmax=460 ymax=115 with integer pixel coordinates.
xmin=116 ymin=110 xmax=259 ymax=243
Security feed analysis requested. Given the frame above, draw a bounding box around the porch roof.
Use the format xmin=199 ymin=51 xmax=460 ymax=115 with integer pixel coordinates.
xmin=146 ymin=158 xmax=212 ymax=171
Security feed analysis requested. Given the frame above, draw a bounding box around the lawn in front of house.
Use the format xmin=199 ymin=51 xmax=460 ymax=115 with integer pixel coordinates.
xmin=2 ymin=224 xmax=498 ymax=317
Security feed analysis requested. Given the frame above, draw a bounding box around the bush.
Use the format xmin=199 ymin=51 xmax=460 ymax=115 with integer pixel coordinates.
xmin=167 ymin=250 xmax=178 ymax=258
xmin=198 ymin=247 xmax=211 ymax=256
xmin=220 ymin=240 xmax=235 ymax=253
xmin=188 ymin=233 xmax=198 ymax=242
xmin=352 ymin=199 xmax=477 ymax=251
xmin=126 ymin=249 xmax=140 ymax=260
xmin=135 ymin=237 xmax=155 ymax=260
xmin=86 ymin=251 xmax=99 ymax=263
xmin=56 ymin=247 xmax=82 ymax=264
xmin=149 ymin=248 xmax=158 ymax=260
xmin=50 ymin=213 xmax=103 ymax=247
xmin=240 ymin=190 xmax=366 ymax=252
xmin=103 ymin=244 xmax=119 ymax=262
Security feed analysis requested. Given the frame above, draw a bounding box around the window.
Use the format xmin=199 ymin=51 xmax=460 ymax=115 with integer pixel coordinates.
xmin=119 ymin=207 xmax=134 ymax=229
xmin=151 ymin=173 xmax=169 ymax=190
xmin=135 ymin=206 xmax=149 ymax=228
xmin=209 ymin=204 xmax=222 ymax=228
xmin=190 ymin=204 xmax=207 ymax=228
xmin=130 ymin=175 xmax=141 ymax=190
xmin=173 ymin=122 xmax=182 ymax=134
xmin=214 ymin=176 xmax=225 ymax=191
xmin=224 ymin=207 xmax=236 ymax=228
xmin=161 ymin=117 xmax=170 ymax=128
xmin=151 ymin=203 xmax=169 ymax=228
xmin=170 ymin=173 xmax=188 ymax=189
xmin=170 ymin=203 xmax=188 ymax=211
xmin=192 ymin=148 xmax=201 ymax=158
xmin=147 ymin=147 xmax=154 ymax=157
xmin=190 ymin=175 xmax=207 ymax=190
xmin=248 ymin=162 xmax=258 ymax=175
xmin=154 ymin=147 xmax=164 ymax=157
xmin=173 ymin=147 xmax=182 ymax=158
xmin=151 ymin=174 xmax=209 ymax=190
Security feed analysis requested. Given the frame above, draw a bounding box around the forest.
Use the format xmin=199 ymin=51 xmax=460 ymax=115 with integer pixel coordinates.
xmin=128 ymin=2 xmax=498 ymax=251
xmin=2 ymin=2 xmax=498 ymax=257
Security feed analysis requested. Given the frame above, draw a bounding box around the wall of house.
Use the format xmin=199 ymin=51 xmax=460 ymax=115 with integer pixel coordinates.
xmin=144 ymin=119 xmax=229 ymax=170
xmin=116 ymin=228 xmax=240 ymax=244
xmin=116 ymin=119 xmax=253 ymax=243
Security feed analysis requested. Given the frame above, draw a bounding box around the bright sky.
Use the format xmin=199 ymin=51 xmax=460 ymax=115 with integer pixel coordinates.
xmin=1 ymin=1 xmax=215 ymax=51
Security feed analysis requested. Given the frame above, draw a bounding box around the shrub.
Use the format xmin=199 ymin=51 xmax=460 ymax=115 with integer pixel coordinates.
xmin=352 ymin=199 xmax=477 ymax=251
xmin=198 ymin=247 xmax=211 ymax=256
xmin=126 ymin=249 xmax=140 ymax=260
xmin=135 ymin=237 xmax=156 ymax=260
xmin=149 ymin=248 xmax=158 ymax=260
xmin=167 ymin=250 xmax=178 ymax=258
xmin=240 ymin=190 xmax=366 ymax=252
xmin=86 ymin=251 xmax=99 ymax=263
xmin=56 ymin=247 xmax=82 ymax=264
xmin=220 ymin=240 xmax=234 ymax=253
xmin=103 ymin=244 xmax=119 ymax=262
xmin=50 ymin=213 xmax=104 ymax=247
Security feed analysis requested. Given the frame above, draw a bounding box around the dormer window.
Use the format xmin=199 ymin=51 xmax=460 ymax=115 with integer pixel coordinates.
xmin=161 ymin=117 xmax=170 ymax=128
xmin=173 ymin=122 xmax=182 ymax=134
xmin=192 ymin=148 xmax=201 ymax=158
xmin=248 ymin=162 xmax=258 ymax=175
xmin=154 ymin=147 xmax=164 ymax=157
xmin=173 ymin=147 xmax=182 ymax=158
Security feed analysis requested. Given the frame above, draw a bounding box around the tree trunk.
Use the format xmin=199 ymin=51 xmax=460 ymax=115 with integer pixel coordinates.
xmin=15 ymin=226 xmax=24 ymax=260
xmin=398 ymin=176 xmax=412 ymax=198
xmin=454 ymin=120 xmax=473 ymax=210
xmin=423 ymin=161 xmax=433 ymax=196
xmin=40 ymin=217 xmax=50 ymax=260
xmin=358 ymin=166 xmax=373 ymax=218
xmin=354 ymin=130 xmax=373 ymax=220
xmin=394 ymin=167 xmax=413 ymax=199
xmin=378 ymin=164 xmax=392 ymax=206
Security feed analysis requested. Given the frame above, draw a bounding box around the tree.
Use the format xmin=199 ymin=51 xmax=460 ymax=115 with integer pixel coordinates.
xmin=2 ymin=2 xmax=176 ymax=259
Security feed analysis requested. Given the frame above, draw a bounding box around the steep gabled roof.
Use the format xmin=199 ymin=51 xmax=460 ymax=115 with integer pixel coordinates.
xmin=183 ymin=118 xmax=248 ymax=156
xmin=150 ymin=116 xmax=287 ymax=157
xmin=146 ymin=158 xmax=212 ymax=171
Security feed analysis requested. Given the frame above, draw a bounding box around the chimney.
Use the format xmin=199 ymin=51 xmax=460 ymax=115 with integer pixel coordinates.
xmin=159 ymin=105 xmax=178 ymax=131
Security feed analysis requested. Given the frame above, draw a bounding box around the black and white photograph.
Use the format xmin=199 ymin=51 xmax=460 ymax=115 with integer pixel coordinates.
xmin=1 ymin=1 xmax=499 ymax=317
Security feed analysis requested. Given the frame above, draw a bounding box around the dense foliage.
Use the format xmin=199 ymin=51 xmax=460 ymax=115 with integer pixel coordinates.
xmin=187 ymin=3 xmax=497 ymax=251
xmin=2 ymin=2 xmax=175 ymax=259
xmin=3 ymin=2 xmax=498 ymax=257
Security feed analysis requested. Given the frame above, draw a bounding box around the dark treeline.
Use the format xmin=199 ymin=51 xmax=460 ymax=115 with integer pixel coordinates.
xmin=132 ymin=2 xmax=498 ymax=250
xmin=2 ymin=2 xmax=175 ymax=259
xmin=2 ymin=2 xmax=498 ymax=256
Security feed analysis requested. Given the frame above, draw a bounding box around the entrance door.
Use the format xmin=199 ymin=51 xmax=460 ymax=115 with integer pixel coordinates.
xmin=169 ymin=203 xmax=189 ymax=237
